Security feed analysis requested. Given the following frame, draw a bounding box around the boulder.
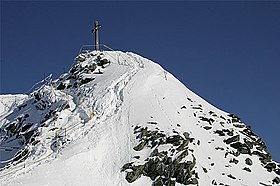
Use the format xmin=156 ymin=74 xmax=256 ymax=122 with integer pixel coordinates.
xmin=245 ymin=158 xmax=253 ymax=166
xmin=126 ymin=171 xmax=140 ymax=183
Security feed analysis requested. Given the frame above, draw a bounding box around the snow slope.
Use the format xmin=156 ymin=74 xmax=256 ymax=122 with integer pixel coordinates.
xmin=0 ymin=51 xmax=279 ymax=186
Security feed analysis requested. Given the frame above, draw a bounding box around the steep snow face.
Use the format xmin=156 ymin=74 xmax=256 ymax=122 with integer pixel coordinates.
xmin=0 ymin=51 xmax=279 ymax=186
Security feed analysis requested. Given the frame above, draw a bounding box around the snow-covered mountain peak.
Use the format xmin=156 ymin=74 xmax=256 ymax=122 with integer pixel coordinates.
xmin=0 ymin=50 xmax=279 ymax=186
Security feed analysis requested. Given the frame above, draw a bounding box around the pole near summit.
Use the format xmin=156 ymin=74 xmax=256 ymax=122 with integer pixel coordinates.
xmin=92 ymin=20 xmax=101 ymax=51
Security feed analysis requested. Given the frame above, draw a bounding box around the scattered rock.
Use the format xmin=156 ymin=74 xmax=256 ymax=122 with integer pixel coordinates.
xmin=245 ymin=158 xmax=253 ymax=166
xmin=203 ymin=126 xmax=212 ymax=130
xmin=265 ymin=162 xmax=276 ymax=172
xmin=227 ymin=174 xmax=236 ymax=179
xmin=212 ymin=179 xmax=217 ymax=185
xmin=199 ymin=116 xmax=214 ymax=124
xmin=272 ymin=177 xmax=280 ymax=184
xmin=229 ymin=158 xmax=239 ymax=164
xmin=202 ymin=167 xmax=208 ymax=173
xmin=243 ymin=167 xmax=251 ymax=172
xmin=224 ymin=135 xmax=240 ymax=144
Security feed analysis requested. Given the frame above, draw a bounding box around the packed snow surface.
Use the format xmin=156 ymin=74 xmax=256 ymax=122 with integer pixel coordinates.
xmin=0 ymin=51 xmax=279 ymax=186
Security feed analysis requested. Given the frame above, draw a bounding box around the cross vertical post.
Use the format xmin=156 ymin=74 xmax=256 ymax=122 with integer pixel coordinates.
xmin=92 ymin=21 xmax=101 ymax=51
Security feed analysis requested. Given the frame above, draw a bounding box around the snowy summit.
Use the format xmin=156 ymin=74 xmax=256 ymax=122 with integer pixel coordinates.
xmin=0 ymin=51 xmax=279 ymax=186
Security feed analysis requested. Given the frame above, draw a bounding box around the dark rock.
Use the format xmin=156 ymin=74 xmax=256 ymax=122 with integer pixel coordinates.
xmin=88 ymin=63 xmax=97 ymax=71
xmin=243 ymin=167 xmax=251 ymax=172
xmin=81 ymin=77 xmax=94 ymax=85
xmin=214 ymin=130 xmax=225 ymax=136
xmin=244 ymin=139 xmax=254 ymax=149
xmin=203 ymin=126 xmax=212 ymax=130
xmin=163 ymin=156 xmax=172 ymax=165
xmin=121 ymin=162 xmax=133 ymax=171
xmin=265 ymin=162 xmax=276 ymax=172
xmin=21 ymin=123 xmax=33 ymax=133
xmin=209 ymin=111 xmax=214 ymax=115
xmin=166 ymin=135 xmax=182 ymax=146
xmin=147 ymin=121 xmax=158 ymax=125
xmin=245 ymin=158 xmax=253 ymax=166
xmin=274 ymin=169 xmax=280 ymax=175
xmin=126 ymin=171 xmax=140 ymax=183
xmin=220 ymin=116 xmax=226 ymax=120
xmin=156 ymin=163 xmax=166 ymax=176
xmin=187 ymin=178 xmax=198 ymax=184
xmin=181 ymin=106 xmax=187 ymax=109
xmin=227 ymin=174 xmax=236 ymax=179
xmin=229 ymin=158 xmax=239 ymax=164
xmin=133 ymin=141 xmax=147 ymax=151
xmin=272 ymin=177 xmax=280 ymax=184
xmin=212 ymin=179 xmax=217 ymax=185
xmin=240 ymin=148 xmax=251 ymax=154
xmin=230 ymin=142 xmax=251 ymax=154
xmin=150 ymin=149 xmax=159 ymax=157
xmin=18 ymin=103 xmax=27 ymax=111
xmin=202 ymin=167 xmax=208 ymax=173
xmin=13 ymin=147 xmax=29 ymax=162
xmin=228 ymin=150 xmax=240 ymax=157
xmin=153 ymin=177 xmax=164 ymax=186
xmin=224 ymin=135 xmax=240 ymax=144
xmin=228 ymin=113 xmax=241 ymax=122
xmin=199 ymin=116 xmax=214 ymax=124
xmin=165 ymin=179 xmax=176 ymax=186
xmin=183 ymin=132 xmax=190 ymax=139
xmin=134 ymin=156 xmax=140 ymax=159
xmin=144 ymin=159 xmax=160 ymax=180
xmin=5 ymin=123 xmax=17 ymax=133
xmin=227 ymin=130 xmax=234 ymax=136
xmin=57 ymin=83 xmax=66 ymax=90
xmin=233 ymin=124 xmax=245 ymax=128
xmin=22 ymin=130 xmax=35 ymax=143
xmin=176 ymin=139 xmax=189 ymax=151
xmin=157 ymin=151 xmax=168 ymax=158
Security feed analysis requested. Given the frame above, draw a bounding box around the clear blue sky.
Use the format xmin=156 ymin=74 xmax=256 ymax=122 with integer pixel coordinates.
xmin=1 ymin=1 xmax=279 ymax=161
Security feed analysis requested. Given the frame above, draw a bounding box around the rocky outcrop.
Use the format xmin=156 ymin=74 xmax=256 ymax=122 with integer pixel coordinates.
xmin=122 ymin=126 xmax=198 ymax=185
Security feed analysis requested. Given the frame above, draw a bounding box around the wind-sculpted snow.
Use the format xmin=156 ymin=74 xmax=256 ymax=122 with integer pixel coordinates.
xmin=0 ymin=51 xmax=279 ymax=186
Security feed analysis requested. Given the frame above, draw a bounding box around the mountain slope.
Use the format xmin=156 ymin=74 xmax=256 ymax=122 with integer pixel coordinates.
xmin=0 ymin=51 xmax=279 ymax=186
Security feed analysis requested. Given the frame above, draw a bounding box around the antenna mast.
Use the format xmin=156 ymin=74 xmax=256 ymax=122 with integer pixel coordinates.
xmin=92 ymin=20 xmax=102 ymax=51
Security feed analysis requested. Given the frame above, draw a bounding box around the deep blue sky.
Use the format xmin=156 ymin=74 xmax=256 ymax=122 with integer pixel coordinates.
xmin=1 ymin=2 xmax=279 ymax=161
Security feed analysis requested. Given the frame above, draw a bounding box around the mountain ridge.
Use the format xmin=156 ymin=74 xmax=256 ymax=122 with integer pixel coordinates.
xmin=0 ymin=51 xmax=279 ymax=186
